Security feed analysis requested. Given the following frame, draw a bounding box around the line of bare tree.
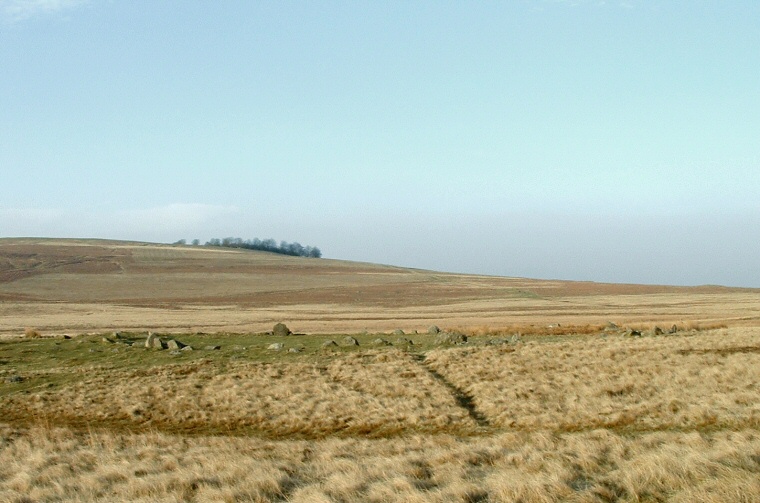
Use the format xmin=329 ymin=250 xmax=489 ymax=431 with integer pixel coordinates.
xmin=173 ymin=237 xmax=321 ymax=258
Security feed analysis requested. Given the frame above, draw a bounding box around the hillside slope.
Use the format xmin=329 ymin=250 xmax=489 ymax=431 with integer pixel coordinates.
xmin=1 ymin=238 xmax=758 ymax=335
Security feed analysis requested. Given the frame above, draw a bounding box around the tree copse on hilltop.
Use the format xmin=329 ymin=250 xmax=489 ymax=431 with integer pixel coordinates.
xmin=202 ymin=237 xmax=321 ymax=258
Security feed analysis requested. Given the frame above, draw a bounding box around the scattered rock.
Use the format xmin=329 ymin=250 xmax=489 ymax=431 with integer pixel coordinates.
xmin=393 ymin=329 xmax=405 ymax=336
xmin=488 ymin=336 xmax=521 ymax=346
xmin=427 ymin=325 xmax=441 ymax=334
xmin=180 ymin=345 xmax=193 ymax=351
xmin=63 ymin=335 xmax=72 ymax=340
xmin=113 ymin=331 xmax=123 ymax=339
xmin=204 ymin=345 xmax=221 ymax=351
xmin=341 ymin=336 xmax=359 ymax=347
xmin=288 ymin=347 xmax=302 ymax=353
xmin=169 ymin=350 xmax=182 ymax=356
xmin=625 ymin=329 xmax=642 ymax=337
xmin=166 ymin=339 xmax=187 ymax=350
xmin=321 ymin=340 xmax=338 ymax=348
xmin=653 ymin=326 xmax=663 ymax=335
xmin=6 ymin=375 xmax=23 ymax=384
xmin=486 ymin=338 xmax=509 ymax=346
xmin=669 ymin=324 xmax=679 ymax=334
xmin=272 ymin=323 xmax=292 ymax=337
xmin=435 ymin=332 xmax=467 ymax=345
xmin=145 ymin=332 xmax=166 ymax=349
xmin=267 ymin=343 xmax=285 ymax=351
xmin=373 ymin=338 xmax=392 ymax=346
xmin=102 ymin=337 xmax=115 ymax=344
xmin=395 ymin=337 xmax=414 ymax=346
xmin=605 ymin=322 xmax=619 ymax=331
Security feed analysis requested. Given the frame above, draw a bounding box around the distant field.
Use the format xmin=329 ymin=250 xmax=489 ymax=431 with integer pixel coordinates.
xmin=1 ymin=239 xmax=759 ymax=502
xmin=1 ymin=238 xmax=758 ymax=337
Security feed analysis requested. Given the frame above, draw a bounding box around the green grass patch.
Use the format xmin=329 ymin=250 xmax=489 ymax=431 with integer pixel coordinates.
xmin=0 ymin=330 xmax=455 ymax=398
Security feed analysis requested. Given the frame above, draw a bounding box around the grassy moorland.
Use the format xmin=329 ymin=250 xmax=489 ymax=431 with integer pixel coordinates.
xmin=1 ymin=239 xmax=760 ymax=502
xmin=1 ymin=238 xmax=757 ymax=337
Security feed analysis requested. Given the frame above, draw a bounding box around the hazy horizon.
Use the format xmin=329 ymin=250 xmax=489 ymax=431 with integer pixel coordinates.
xmin=2 ymin=1 xmax=759 ymax=288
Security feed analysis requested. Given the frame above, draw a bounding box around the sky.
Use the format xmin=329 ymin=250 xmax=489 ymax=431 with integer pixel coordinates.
xmin=1 ymin=0 xmax=759 ymax=287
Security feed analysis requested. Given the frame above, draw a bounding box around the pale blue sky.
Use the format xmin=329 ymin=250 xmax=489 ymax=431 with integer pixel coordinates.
xmin=2 ymin=1 xmax=759 ymax=286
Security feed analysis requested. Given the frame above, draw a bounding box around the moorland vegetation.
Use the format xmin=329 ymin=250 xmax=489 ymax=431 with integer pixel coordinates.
xmin=1 ymin=239 xmax=759 ymax=502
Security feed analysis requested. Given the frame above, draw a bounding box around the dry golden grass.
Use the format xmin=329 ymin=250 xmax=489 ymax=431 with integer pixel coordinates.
xmin=1 ymin=425 xmax=760 ymax=502
xmin=1 ymin=349 xmax=477 ymax=437
xmin=2 ymin=327 xmax=760 ymax=501
xmin=425 ymin=327 xmax=760 ymax=433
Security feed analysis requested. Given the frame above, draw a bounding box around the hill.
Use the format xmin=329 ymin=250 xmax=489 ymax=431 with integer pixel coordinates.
xmin=1 ymin=238 xmax=757 ymax=336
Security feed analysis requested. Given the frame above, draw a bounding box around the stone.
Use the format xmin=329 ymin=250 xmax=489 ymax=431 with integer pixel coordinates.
xmin=435 ymin=332 xmax=467 ymax=345
xmin=393 ymin=329 xmax=405 ymax=335
xmin=288 ymin=347 xmax=302 ymax=353
xmin=395 ymin=337 xmax=414 ymax=346
xmin=626 ymin=329 xmax=642 ymax=337
xmin=204 ymin=345 xmax=221 ymax=351
xmin=341 ymin=336 xmax=359 ymax=346
xmin=321 ymin=340 xmax=338 ymax=348
xmin=267 ymin=343 xmax=285 ymax=351
xmin=427 ymin=325 xmax=441 ymax=334
xmin=669 ymin=324 xmax=679 ymax=334
xmin=169 ymin=350 xmax=182 ymax=356
xmin=180 ymin=345 xmax=193 ymax=351
xmin=145 ymin=332 xmax=166 ymax=349
xmin=373 ymin=338 xmax=391 ymax=346
xmin=166 ymin=339 xmax=187 ymax=350
xmin=6 ymin=375 xmax=23 ymax=384
xmin=653 ymin=326 xmax=663 ymax=335
xmin=605 ymin=322 xmax=619 ymax=331
xmin=272 ymin=323 xmax=292 ymax=337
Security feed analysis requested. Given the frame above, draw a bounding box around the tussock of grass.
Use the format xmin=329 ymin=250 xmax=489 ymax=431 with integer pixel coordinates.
xmin=1 ymin=426 xmax=760 ymax=502
xmin=23 ymin=327 xmax=42 ymax=338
